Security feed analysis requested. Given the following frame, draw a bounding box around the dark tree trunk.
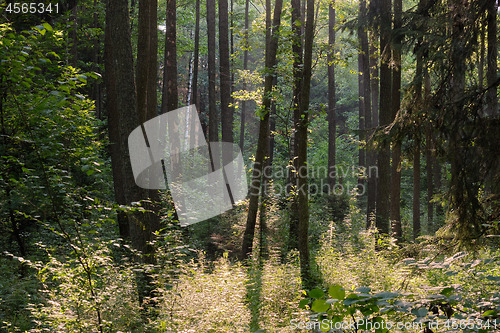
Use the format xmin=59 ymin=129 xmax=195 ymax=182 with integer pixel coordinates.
xmin=287 ymin=0 xmax=303 ymax=250
xmin=358 ymin=0 xmax=370 ymax=190
xmin=207 ymin=0 xmax=218 ymax=142
xmin=413 ymin=142 xmax=421 ymax=239
xmin=486 ymin=0 xmax=498 ymax=117
xmin=375 ymin=0 xmax=392 ymax=235
xmin=390 ymin=0 xmax=402 ymax=240
xmin=412 ymin=31 xmax=424 ymax=240
xmin=425 ymin=69 xmax=434 ymax=233
xmin=241 ymin=0 xmax=283 ymax=260
xmin=479 ymin=24 xmax=485 ymax=92
xmin=69 ymin=0 xmax=78 ymax=65
xmin=161 ymin=0 xmax=178 ymax=114
xmin=297 ymin=0 xmax=315 ymax=286
xmin=258 ymin=79 xmax=277 ymax=263
xmin=357 ymin=56 xmax=366 ymax=183
xmin=327 ymin=0 xmax=336 ymax=189
xmin=105 ymin=0 xmax=158 ymax=304
xmin=219 ymin=0 xmax=233 ymax=142
xmin=192 ymin=0 xmax=200 ymax=107
xmin=239 ymin=0 xmax=250 ymax=152
xmin=366 ymin=32 xmax=378 ymax=228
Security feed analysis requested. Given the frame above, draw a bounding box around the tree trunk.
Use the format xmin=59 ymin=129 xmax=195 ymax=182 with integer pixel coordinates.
xmin=425 ymin=68 xmax=434 ymax=233
xmin=241 ymin=0 xmax=283 ymax=260
xmin=207 ymin=0 xmax=218 ymax=142
xmin=105 ymin=0 xmax=157 ymax=304
xmin=358 ymin=55 xmax=366 ymax=182
xmin=258 ymin=80 xmax=277 ymax=263
xmin=297 ymin=0 xmax=315 ymax=286
xmin=327 ymin=0 xmax=336 ymax=190
xmin=358 ymin=0 xmax=370 ymax=191
xmin=161 ymin=0 xmax=178 ymax=114
xmin=287 ymin=0 xmax=303 ymax=250
xmin=413 ymin=30 xmax=424 ymax=240
xmin=479 ymin=24 xmax=485 ymax=92
xmin=366 ymin=32 xmax=378 ymax=228
xmin=486 ymin=0 xmax=498 ymax=117
xmin=375 ymin=0 xmax=392 ymax=235
xmin=390 ymin=0 xmax=402 ymax=240
xmin=413 ymin=141 xmax=421 ymax=239
xmin=239 ymin=0 xmax=250 ymax=152
xmin=219 ymin=0 xmax=232 ymax=142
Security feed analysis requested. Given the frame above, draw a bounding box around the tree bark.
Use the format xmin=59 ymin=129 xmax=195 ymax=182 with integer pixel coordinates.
xmin=375 ymin=0 xmax=392 ymax=235
xmin=207 ymin=0 xmax=218 ymax=142
xmin=413 ymin=141 xmax=421 ymax=239
xmin=161 ymin=0 xmax=178 ymax=114
xmin=327 ymin=0 xmax=336 ymax=190
xmin=297 ymin=0 xmax=315 ymax=286
xmin=486 ymin=0 xmax=498 ymax=117
xmin=241 ymin=0 xmax=283 ymax=260
xmin=192 ymin=0 xmax=200 ymax=107
xmin=358 ymin=0 xmax=370 ymax=191
xmin=366 ymin=32 xmax=378 ymax=228
xmin=287 ymin=0 xmax=302 ymax=250
xmin=105 ymin=0 xmax=158 ymax=304
xmin=239 ymin=0 xmax=250 ymax=152
xmin=390 ymin=0 xmax=402 ymax=240
xmin=424 ymin=68 xmax=434 ymax=233
xmin=219 ymin=0 xmax=233 ymax=142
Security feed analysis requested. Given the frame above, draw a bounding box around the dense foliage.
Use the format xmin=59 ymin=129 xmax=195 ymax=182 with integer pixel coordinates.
xmin=0 ymin=0 xmax=499 ymax=332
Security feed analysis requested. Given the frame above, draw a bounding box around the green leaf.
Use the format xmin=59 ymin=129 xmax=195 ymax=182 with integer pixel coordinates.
xmin=328 ymin=285 xmax=346 ymax=300
xmin=417 ymin=307 xmax=428 ymax=317
xmin=311 ymin=299 xmax=330 ymax=313
xmin=42 ymin=23 xmax=53 ymax=32
xmin=298 ymin=299 xmax=309 ymax=309
xmin=375 ymin=291 xmax=399 ymax=300
xmin=483 ymin=310 xmax=497 ymax=317
xmin=356 ymin=286 xmax=371 ymax=293
xmin=309 ymin=288 xmax=325 ymax=299
xmin=485 ymin=275 xmax=500 ymax=282
xmin=440 ymin=287 xmax=454 ymax=297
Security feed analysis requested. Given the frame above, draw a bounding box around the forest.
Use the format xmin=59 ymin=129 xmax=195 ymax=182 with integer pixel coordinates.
xmin=0 ymin=0 xmax=500 ymax=331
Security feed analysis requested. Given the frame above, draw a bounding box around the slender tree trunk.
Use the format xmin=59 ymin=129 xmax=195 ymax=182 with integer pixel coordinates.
xmin=161 ymin=0 xmax=178 ymax=114
xmin=69 ymin=0 xmax=78 ymax=65
xmin=219 ymin=0 xmax=232 ymax=142
xmin=366 ymin=33 xmax=378 ymax=227
xmin=486 ymin=0 xmax=498 ymax=117
xmin=375 ymin=0 xmax=392 ymax=235
xmin=434 ymin=158 xmax=443 ymax=218
xmin=358 ymin=0 xmax=370 ymax=191
xmin=287 ymin=0 xmax=302 ymax=250
xmin=241 ymin=0 xmax=283 ymax=260
xmin=413 ymin=141 xmax=421 ymax=239
xmin=413 ymin=33 xmax=424 ymax=240
xmin=327 ymin=0 xmax=336 ymax=190
xmin=258 ymin=79 xmax=277 ymax=263
xmin=479 ymin=24 xmax=485 ymax=92
xmin=207 ymin=0 xmax=218 ymax=142
xmin=297 ymin=0 xmax=315 ymax=286
xmin=390 ymin=0 xmax=402 ymax=240
xmin=358 ymin=55 xmax=366 ymax=181
xmin=239 ymin=0 xmax=249 ymax=152
xmin=92 ymin=0 xmax=102 ymax=120
xmin=137 ymin=0 xmax=158 ymax=122
xmin=192 ymin=0 xmax=200 ymax=107
xmin=425 ymin=69 xmax=434 ymax=233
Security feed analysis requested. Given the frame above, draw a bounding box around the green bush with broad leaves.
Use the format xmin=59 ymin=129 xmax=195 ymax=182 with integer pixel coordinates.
xmin=300 ymin=252 xmax=500 ymax=332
